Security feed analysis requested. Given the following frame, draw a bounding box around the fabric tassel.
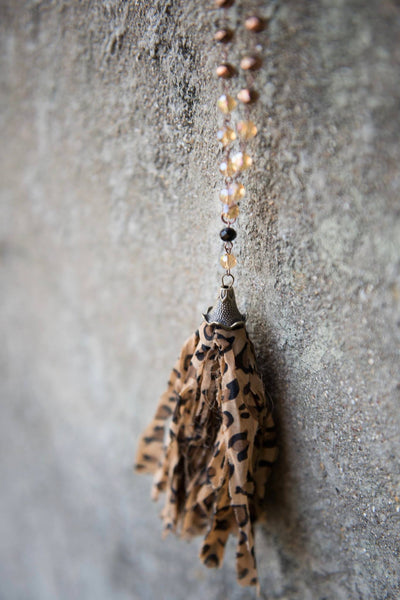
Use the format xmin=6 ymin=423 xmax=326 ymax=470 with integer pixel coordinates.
xmin=135 ymin=286 xmax=278 ymax=588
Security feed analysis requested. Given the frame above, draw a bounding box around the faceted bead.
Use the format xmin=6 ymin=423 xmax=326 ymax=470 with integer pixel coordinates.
xmin=231 ymin=152 xmax=252 ymax=171
xmin=219 ymin=183 xmax=245 ymax=205
xmin=217 ymin=94 xmax=237 ymax=114
xmin=220 ymin=253 xmax=237 ymax=269
xmin=221 ymin=203 xmax=240 ymax=220
xmin=237 ymin=120 xmax=258 ymax=140
xmin=219 ymin=159 xmax=236 ymax=177
xmin=217 ymin=126 xmax=236 ymax=147
xmin=220 ymin=227 xmax=237 ymax=241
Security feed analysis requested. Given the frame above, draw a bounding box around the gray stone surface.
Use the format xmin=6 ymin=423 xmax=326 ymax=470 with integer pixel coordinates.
xmin=1 ymin=0 xmax=399 ymax=599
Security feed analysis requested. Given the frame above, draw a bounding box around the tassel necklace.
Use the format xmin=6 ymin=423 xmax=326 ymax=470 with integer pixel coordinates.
xmin=135 ymin=0 xmax=278 ymax=590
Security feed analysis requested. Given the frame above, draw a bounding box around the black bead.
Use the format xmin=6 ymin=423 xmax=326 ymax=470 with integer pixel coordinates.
xmin=220 ymin=227 xmax=237 ymax=242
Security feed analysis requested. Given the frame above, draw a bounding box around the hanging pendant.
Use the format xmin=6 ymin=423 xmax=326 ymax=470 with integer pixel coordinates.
xmin=135 ymin=284 xmax=278 ymax=588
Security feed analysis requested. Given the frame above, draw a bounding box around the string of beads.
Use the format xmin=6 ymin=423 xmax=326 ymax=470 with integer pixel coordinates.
xmin=214 ymin=0 xmax=266 ymax=283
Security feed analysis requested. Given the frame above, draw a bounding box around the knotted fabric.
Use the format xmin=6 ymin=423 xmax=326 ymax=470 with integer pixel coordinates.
xmin=135 ymin=320 xmax=278 ymax=588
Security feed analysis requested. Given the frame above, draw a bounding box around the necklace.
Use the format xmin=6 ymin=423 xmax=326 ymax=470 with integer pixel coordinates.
xmin=135 ymin=1 xmax=278 ymax=590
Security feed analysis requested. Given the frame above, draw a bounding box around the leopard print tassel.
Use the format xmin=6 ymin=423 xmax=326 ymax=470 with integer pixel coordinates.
xmin=135 ymin=288 xmax=278 ymax=589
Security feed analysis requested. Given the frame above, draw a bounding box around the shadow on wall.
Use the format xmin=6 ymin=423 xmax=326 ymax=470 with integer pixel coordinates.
xmin=257 ymin=327 xmax=311 ymax=585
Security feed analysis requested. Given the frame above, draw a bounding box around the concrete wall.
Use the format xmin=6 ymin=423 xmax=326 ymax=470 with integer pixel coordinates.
xmin=1 ymin=1 xmax=399 ymax=599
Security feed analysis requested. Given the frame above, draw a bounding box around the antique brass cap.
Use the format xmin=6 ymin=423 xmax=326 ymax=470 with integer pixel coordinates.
xmin=203 ymin=286 xmax=246 ymax=329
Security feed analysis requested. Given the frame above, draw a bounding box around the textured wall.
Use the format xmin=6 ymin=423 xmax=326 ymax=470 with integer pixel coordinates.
xmin=1 ymin=1 xmax=399 ymax=599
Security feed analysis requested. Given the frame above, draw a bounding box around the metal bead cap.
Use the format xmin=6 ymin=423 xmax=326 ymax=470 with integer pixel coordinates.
xmin=203 ymin=286 xmax=246 ymax=329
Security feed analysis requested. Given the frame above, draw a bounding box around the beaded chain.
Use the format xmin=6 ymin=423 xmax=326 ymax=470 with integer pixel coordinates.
xmin=214 ymin=0 xmax=266 ymax=286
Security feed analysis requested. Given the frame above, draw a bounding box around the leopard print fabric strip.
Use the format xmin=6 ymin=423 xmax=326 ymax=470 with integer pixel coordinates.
xmin=135 ymin=320 xmax=278 ymax=588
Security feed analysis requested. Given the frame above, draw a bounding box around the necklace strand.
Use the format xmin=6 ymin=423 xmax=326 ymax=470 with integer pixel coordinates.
xmin=214 ymin=1 xmax=266 ymax=286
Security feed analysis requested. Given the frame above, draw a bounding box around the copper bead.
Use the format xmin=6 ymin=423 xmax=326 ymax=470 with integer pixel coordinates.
xmin=240 ymin=55 xmax=262 ymax=71
xmin=216 ymin=63 xmax=236 ymax=79
xmin=215 ymin=0 xmax=235 ymax=8
xmin=214 ymin=28 xmax=234 ymax=43
xmin=237 ymin=88 xmax=259 ymax=104
xmin=244 ymin=16 xmax=266 ymax=32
